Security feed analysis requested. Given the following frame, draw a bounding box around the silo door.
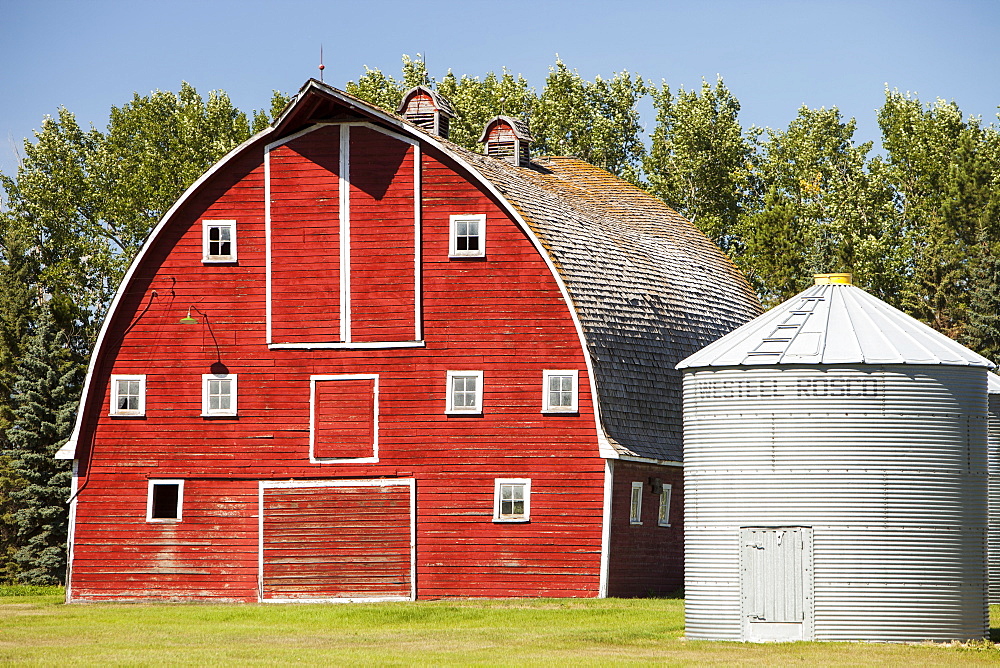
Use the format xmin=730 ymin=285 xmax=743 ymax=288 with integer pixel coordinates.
xmin=740 ymin=527 xmax=813 ymax=642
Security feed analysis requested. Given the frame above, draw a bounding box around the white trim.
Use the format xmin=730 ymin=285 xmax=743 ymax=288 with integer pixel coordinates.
xmin=108 ymin=374 xmax=146 ymax=417
xmin=60 ymin=84 xmax=610 ymax=460
xmin=146 ymin=479 xmax=184 ymax=522
xmin=449 ymin=213 xmax=486 ymax=258
xmin=445 ymin=370 xmax=484 ymax=414
xmin=413 ymin=144 xmax=423 ymax=340
xmin=629 ymin=481 xmax=643 ymax=525
xmin=492 ymin=478 xmax=531 ymax=522
xmin=201 ymin=373 xmax=238 ymax=417
xmin=201 ymin=219 xmax=237 ymax=263
xmin=340 ymin=124 xmax=351 ymax=342
xmin=598 ymin=459 xmax=613 ymax=598
xmin=269 ymin=341 xmax=425 ymax=350
xmin=309 ymin=374 xmax=379 ymax=464
xmin=657 ymin=483 xmax=673 ymax=527
xmin=65 ymin=459 xmax=79 ymax=603
xmin=541 ymin=369 xmax=579 ymax=413
xmin=258 ymin=478 xmax=416 ymax=602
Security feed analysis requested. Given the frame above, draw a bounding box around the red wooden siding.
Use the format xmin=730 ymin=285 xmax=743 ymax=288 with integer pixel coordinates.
xmin=348 ymin=127 xmax=417 ymax=342
xmin=68 ymin=120 xmax=608 ymax=602
xmin=262 ymin=483 xmax=412 ymax=599
xmin=606 ymin=461 xmax=684 ymax=597
xmin=269 ymin=125 xmax=341 ymax=344
xmin=313 ymin=376 xmax=377 ymax=460
xmin=69 ymin=478 xmax=259 ymax=601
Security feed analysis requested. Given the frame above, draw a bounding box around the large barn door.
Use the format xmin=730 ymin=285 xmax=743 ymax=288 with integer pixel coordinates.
xmin=740 ymin=527 xmax=813 ymax=641
xmin=259 ymin=480 xmax=414 ymax=601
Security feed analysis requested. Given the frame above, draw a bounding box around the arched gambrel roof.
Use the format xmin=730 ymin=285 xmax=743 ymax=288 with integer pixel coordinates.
xmin=58 ymin=79 xmax=761 ymax=463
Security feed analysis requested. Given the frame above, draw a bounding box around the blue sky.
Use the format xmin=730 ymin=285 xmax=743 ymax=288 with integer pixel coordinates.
xmin=2 ymin=0 xmax=998 ymax=178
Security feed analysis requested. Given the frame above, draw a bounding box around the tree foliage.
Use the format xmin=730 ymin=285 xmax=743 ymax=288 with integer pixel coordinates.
xmin=3 ymin=302 xmax=82 ymax=584
xmin=644 ymin=77 xmax=752 ymax=252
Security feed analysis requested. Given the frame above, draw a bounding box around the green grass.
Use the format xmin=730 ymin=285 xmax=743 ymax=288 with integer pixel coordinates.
xmin=2 ymin=591 xmax=999 ymax=666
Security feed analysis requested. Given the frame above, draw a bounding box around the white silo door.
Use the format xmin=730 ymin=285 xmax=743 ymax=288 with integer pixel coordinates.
xmin=740 ymin=527 xmax=814 ymax=642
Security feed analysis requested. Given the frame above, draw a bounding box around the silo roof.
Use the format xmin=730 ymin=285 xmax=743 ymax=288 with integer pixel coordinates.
xmin=678 ymin=281 xmax=995 ymax=369
xmin=989 ymin=372 xmax=1000 ymax=394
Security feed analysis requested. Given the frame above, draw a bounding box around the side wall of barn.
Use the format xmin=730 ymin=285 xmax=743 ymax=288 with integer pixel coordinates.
xmin=606 ymin=460 xmax=684 ymax=597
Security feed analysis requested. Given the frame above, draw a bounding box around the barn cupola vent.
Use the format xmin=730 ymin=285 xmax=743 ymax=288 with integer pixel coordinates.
xmin=479 ymin=116 xmax=533 ymax=167
xmin=397 ymin=86 xmax=456 ymax=138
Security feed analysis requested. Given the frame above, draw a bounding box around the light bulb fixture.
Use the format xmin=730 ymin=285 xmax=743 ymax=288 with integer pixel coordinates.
xmin=179 ymin=307 xmax=198 ymax=325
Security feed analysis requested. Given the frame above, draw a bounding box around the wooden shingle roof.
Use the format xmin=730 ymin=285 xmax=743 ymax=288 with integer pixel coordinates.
xmin=445 ymin=146 xmax=762 ymax=460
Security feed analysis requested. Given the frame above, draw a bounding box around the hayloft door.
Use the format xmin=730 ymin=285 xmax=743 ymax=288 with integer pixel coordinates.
xmin=740 ymin=527 xmax=813 ymax=641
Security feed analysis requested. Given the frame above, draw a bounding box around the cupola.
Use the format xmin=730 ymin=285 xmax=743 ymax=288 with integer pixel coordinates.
xmin=397 ymin=86 xmax=455 ymax=138
xmin=479 ymin=116 xmax=532 ymax=167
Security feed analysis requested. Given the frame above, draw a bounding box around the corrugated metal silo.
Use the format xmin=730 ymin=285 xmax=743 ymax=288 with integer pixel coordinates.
xmin=989 ymin=372 xmax=1000 ymax=605
xmin=678 ymin=274 xmax=993 ymax=642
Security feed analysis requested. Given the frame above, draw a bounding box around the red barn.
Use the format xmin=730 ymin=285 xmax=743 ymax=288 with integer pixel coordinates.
xmin=56 ymin=80 xmax=760 ymax=602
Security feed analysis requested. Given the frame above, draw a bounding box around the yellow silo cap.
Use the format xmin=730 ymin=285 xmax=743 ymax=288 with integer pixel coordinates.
xmin=814 ymin=273 xmax=853 ymax=285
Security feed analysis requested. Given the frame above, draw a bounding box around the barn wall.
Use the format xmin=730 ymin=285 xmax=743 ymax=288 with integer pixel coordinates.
xmin=68 ymin=125 xmax=606 ymax=602
xmin=606 ymin=460 xmax=684 ymax=597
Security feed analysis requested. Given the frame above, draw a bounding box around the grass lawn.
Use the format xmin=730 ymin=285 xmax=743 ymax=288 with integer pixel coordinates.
xmin=2 ymin=588 xmax=1000 ymax=666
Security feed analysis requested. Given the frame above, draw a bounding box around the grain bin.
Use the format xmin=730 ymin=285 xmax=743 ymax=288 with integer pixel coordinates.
xmin=678 ymin=274 xmax=992 ymax=643
xmin=989 ymin=372 xmax=1000 ymax=605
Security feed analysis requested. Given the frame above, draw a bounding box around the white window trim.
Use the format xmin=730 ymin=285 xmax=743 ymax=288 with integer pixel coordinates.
xmin=309 ymin=374 xmax=380 ymax=464
xmin=657 ymin=484 xmax=673 ymax=527
xmin=445 ymin=370 xmax=484 ymax=414
xmin=146 ymin=479 xmax=184 ymax=522
xmin=541 ymin=369 xmax=579 ymax=413
xmin=201 ymin=373 xmax=238 ymax=417
xmin=109 ymin=374 xmax=146 ymax=417
xmin=449 ymin=214 xmax=486 ymax=258
xmin=493 ymin=478 xmax=531 ymax=523
xmin=630 ymin=481 xmax=643 ymax=525
xmin=202 ymin=219 xmax=237 ymax=263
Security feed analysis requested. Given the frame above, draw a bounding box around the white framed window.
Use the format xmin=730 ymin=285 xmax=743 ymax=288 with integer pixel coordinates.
xmin=446 ymin=370 xmax=484 ymax=414
xmin=658 ymin=484 xmax=673 ymax=527
xmin=202 ymin=219 xmax=237 ymax=263
xmin=542 ymin=370 xmax=579 ymax=413
xmin=202 ymin=373 xmax=237 ymax=416
xmin=109 ymin=374 xmax=146 ymax=416
xmin=493 ymin=478 xmax=531 ymax=522
xmin=449 ymin=214 xmax=486 ymax=258
xmin=630 ymin=481 xmax=643 ymax=525
xmin=146 ymin=479 xmax=184 ymax=522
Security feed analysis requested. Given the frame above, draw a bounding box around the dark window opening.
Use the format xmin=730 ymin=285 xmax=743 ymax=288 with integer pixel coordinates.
xmin=150 ymin=483 xmax=180 ymax=520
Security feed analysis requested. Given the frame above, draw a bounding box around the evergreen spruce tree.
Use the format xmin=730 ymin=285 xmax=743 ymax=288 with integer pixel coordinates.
xmin=4 ymin=302 xmax=81 ymax=585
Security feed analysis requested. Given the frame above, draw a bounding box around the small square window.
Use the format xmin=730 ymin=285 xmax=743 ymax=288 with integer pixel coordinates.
xmin=202 ymin=220 xmax=237 ymax=263
xmin=493 ymin=478 xmax=531 ymax=522
xmin=446 ymin=370 xmax=483 ymax=414
xmin=202 ymin=373 xmax=237 ymax=416
xmin=630 ymin=481 xmax=643 ymax=525
xmin=449 ymin=214 xmax=486 ymax=258
xmin=658 ymin=484 xmax=672 ymax=527
xmin=147 ymin=480 xmax=184 ymax=522
xmin=110 ymin=374 xmax=146 ymax=416
xmin=542 ymin=370 xmax=579 ymax=413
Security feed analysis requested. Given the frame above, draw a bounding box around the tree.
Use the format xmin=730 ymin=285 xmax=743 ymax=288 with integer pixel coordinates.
xmin=739 ymin=106 xmax=900 ymax=307
xmin=878 ymin=90 xmax=1000 ymax=338
xmin=532 ymin=60 xmax=646 ymax=181
xmin=644 ymin=77 xmax=753 ymax=252
xmin=3 ymin=302 xmax=82 ymax=584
